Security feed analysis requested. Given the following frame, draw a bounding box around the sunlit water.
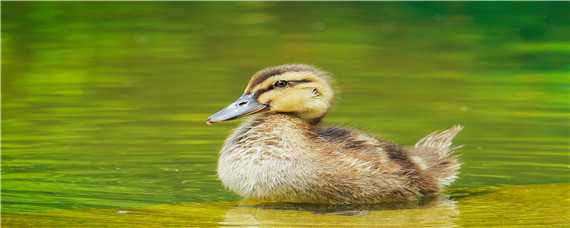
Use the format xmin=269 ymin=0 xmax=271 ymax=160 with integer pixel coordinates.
xmin=2 ymin=2 xmax=569 ymax=227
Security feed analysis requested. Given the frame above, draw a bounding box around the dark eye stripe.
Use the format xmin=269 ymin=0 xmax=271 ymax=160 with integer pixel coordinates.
xmin=252 ymin=79 xmax=312 ymax=98
xmin=273 ymin=80 xmax=288 ymax=88
xmin=247 ymin=69 xmax=288 ymax=92
xmin=245 ymin=65 xmax=321 ymax=93
xmin=288 ymin=79 xmax=312 ymax=84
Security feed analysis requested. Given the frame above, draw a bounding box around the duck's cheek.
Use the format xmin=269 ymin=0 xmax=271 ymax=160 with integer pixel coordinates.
xmin=270 ymin=94 xmax=309 ymax=113
xmin=301 ymin=100 xmax=329 ymax=118
xmin=257 ymin=90 xmax=279 ymax=105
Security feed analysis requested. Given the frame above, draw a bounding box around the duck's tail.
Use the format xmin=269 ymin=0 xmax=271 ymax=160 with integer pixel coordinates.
xmin=410 ymin=125 xmax=463 ymax=187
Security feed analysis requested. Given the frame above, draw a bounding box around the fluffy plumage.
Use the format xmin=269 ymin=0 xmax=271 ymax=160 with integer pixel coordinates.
xmin=212 ymin=64 xmax=462 ymax=204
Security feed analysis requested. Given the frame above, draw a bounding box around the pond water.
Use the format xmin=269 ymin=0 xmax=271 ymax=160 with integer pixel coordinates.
xmin=2 ymin=2 xmax=569 ymax=227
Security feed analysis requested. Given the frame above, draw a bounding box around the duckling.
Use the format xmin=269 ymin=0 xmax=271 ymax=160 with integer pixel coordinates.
xmin=207 ymin=64 xmax=462 ymax=205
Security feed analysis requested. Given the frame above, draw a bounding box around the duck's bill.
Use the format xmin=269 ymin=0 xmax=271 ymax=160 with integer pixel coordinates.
xmin=207 ymin=94 xmax=268 ymax=125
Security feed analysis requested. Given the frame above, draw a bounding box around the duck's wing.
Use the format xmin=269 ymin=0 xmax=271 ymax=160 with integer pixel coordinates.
xmin=316 ymin=127 xmax=381 ymax=150
xmin=312 ymin=126 xmax=445 ymax=200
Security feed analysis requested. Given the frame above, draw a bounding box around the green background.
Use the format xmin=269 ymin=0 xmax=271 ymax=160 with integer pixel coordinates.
xmin=2 ymin=2 xmax=569 ymax=227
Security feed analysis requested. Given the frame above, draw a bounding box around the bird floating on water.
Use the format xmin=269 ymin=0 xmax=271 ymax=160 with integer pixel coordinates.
xmin=207 ymin=64 xmax=462 ymax=204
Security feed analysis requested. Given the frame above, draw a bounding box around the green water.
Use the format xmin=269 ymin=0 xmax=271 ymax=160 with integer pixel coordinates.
xmin=2 ymin=2 xmax=569 ymax=227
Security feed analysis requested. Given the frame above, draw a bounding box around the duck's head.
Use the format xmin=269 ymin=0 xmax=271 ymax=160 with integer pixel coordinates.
xmin=207 ymin=64 xmax=334 ymax=125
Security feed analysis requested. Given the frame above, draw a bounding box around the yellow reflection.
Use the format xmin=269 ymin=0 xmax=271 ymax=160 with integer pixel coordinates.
xmin=3 ymin=184 xmax=569 ymax=227
xmin=222 ymin=197 xmax=458 ymax=227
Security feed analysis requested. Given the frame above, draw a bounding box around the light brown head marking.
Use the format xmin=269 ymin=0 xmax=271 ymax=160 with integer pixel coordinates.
xmin=237 ymin=64 xmax=335 ymax=124
xmin=244 ymin=64 xmax=330 ymax=94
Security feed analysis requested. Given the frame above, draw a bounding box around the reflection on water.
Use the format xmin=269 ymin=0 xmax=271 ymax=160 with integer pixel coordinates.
xmin=2 ymin=184 xmax=568 ymax=227
xmin=2 ymin=2 xmax=569 ymax=227
xmin=223 ymin=197 xmax=458 ymax=227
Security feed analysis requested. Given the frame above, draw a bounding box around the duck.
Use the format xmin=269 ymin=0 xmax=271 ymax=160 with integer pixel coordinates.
xmin=207 ymin=64 xmax=462 ymax=205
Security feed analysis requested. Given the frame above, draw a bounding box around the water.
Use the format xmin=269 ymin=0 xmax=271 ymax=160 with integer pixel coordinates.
xmin=2 ymin=2 xmax=569 ymax=227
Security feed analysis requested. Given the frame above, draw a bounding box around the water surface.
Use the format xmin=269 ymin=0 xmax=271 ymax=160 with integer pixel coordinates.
xmin=2 ymin=2 xmax=569 ymax=227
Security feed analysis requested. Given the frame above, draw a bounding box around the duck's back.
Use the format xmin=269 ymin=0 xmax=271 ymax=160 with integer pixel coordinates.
xmin=217 ymin=114 xmax=462 ymax=204
xmin=304 ymin=126 xmax=434 ymax=203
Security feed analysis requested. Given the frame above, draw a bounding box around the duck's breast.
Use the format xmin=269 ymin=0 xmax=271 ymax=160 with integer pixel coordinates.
xmin=217 ymin=117 xmax=316 ymax=200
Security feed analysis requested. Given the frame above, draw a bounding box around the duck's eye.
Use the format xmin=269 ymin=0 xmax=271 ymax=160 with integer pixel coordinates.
xmin=273 ymin=80 xmax=288 ymax=88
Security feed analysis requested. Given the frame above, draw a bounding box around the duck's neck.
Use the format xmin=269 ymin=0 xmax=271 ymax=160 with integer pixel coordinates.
xmin=248 ymin=113 xmax=316 ymax=140
xmin=250 ymin=113 xmax=315 ymax=129
xmin=223 ymin=113 xmax=315 ymax=155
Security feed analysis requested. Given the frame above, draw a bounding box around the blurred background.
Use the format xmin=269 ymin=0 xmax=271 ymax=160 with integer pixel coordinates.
xmin=2 ymin=2 xmax=569 ymax=227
